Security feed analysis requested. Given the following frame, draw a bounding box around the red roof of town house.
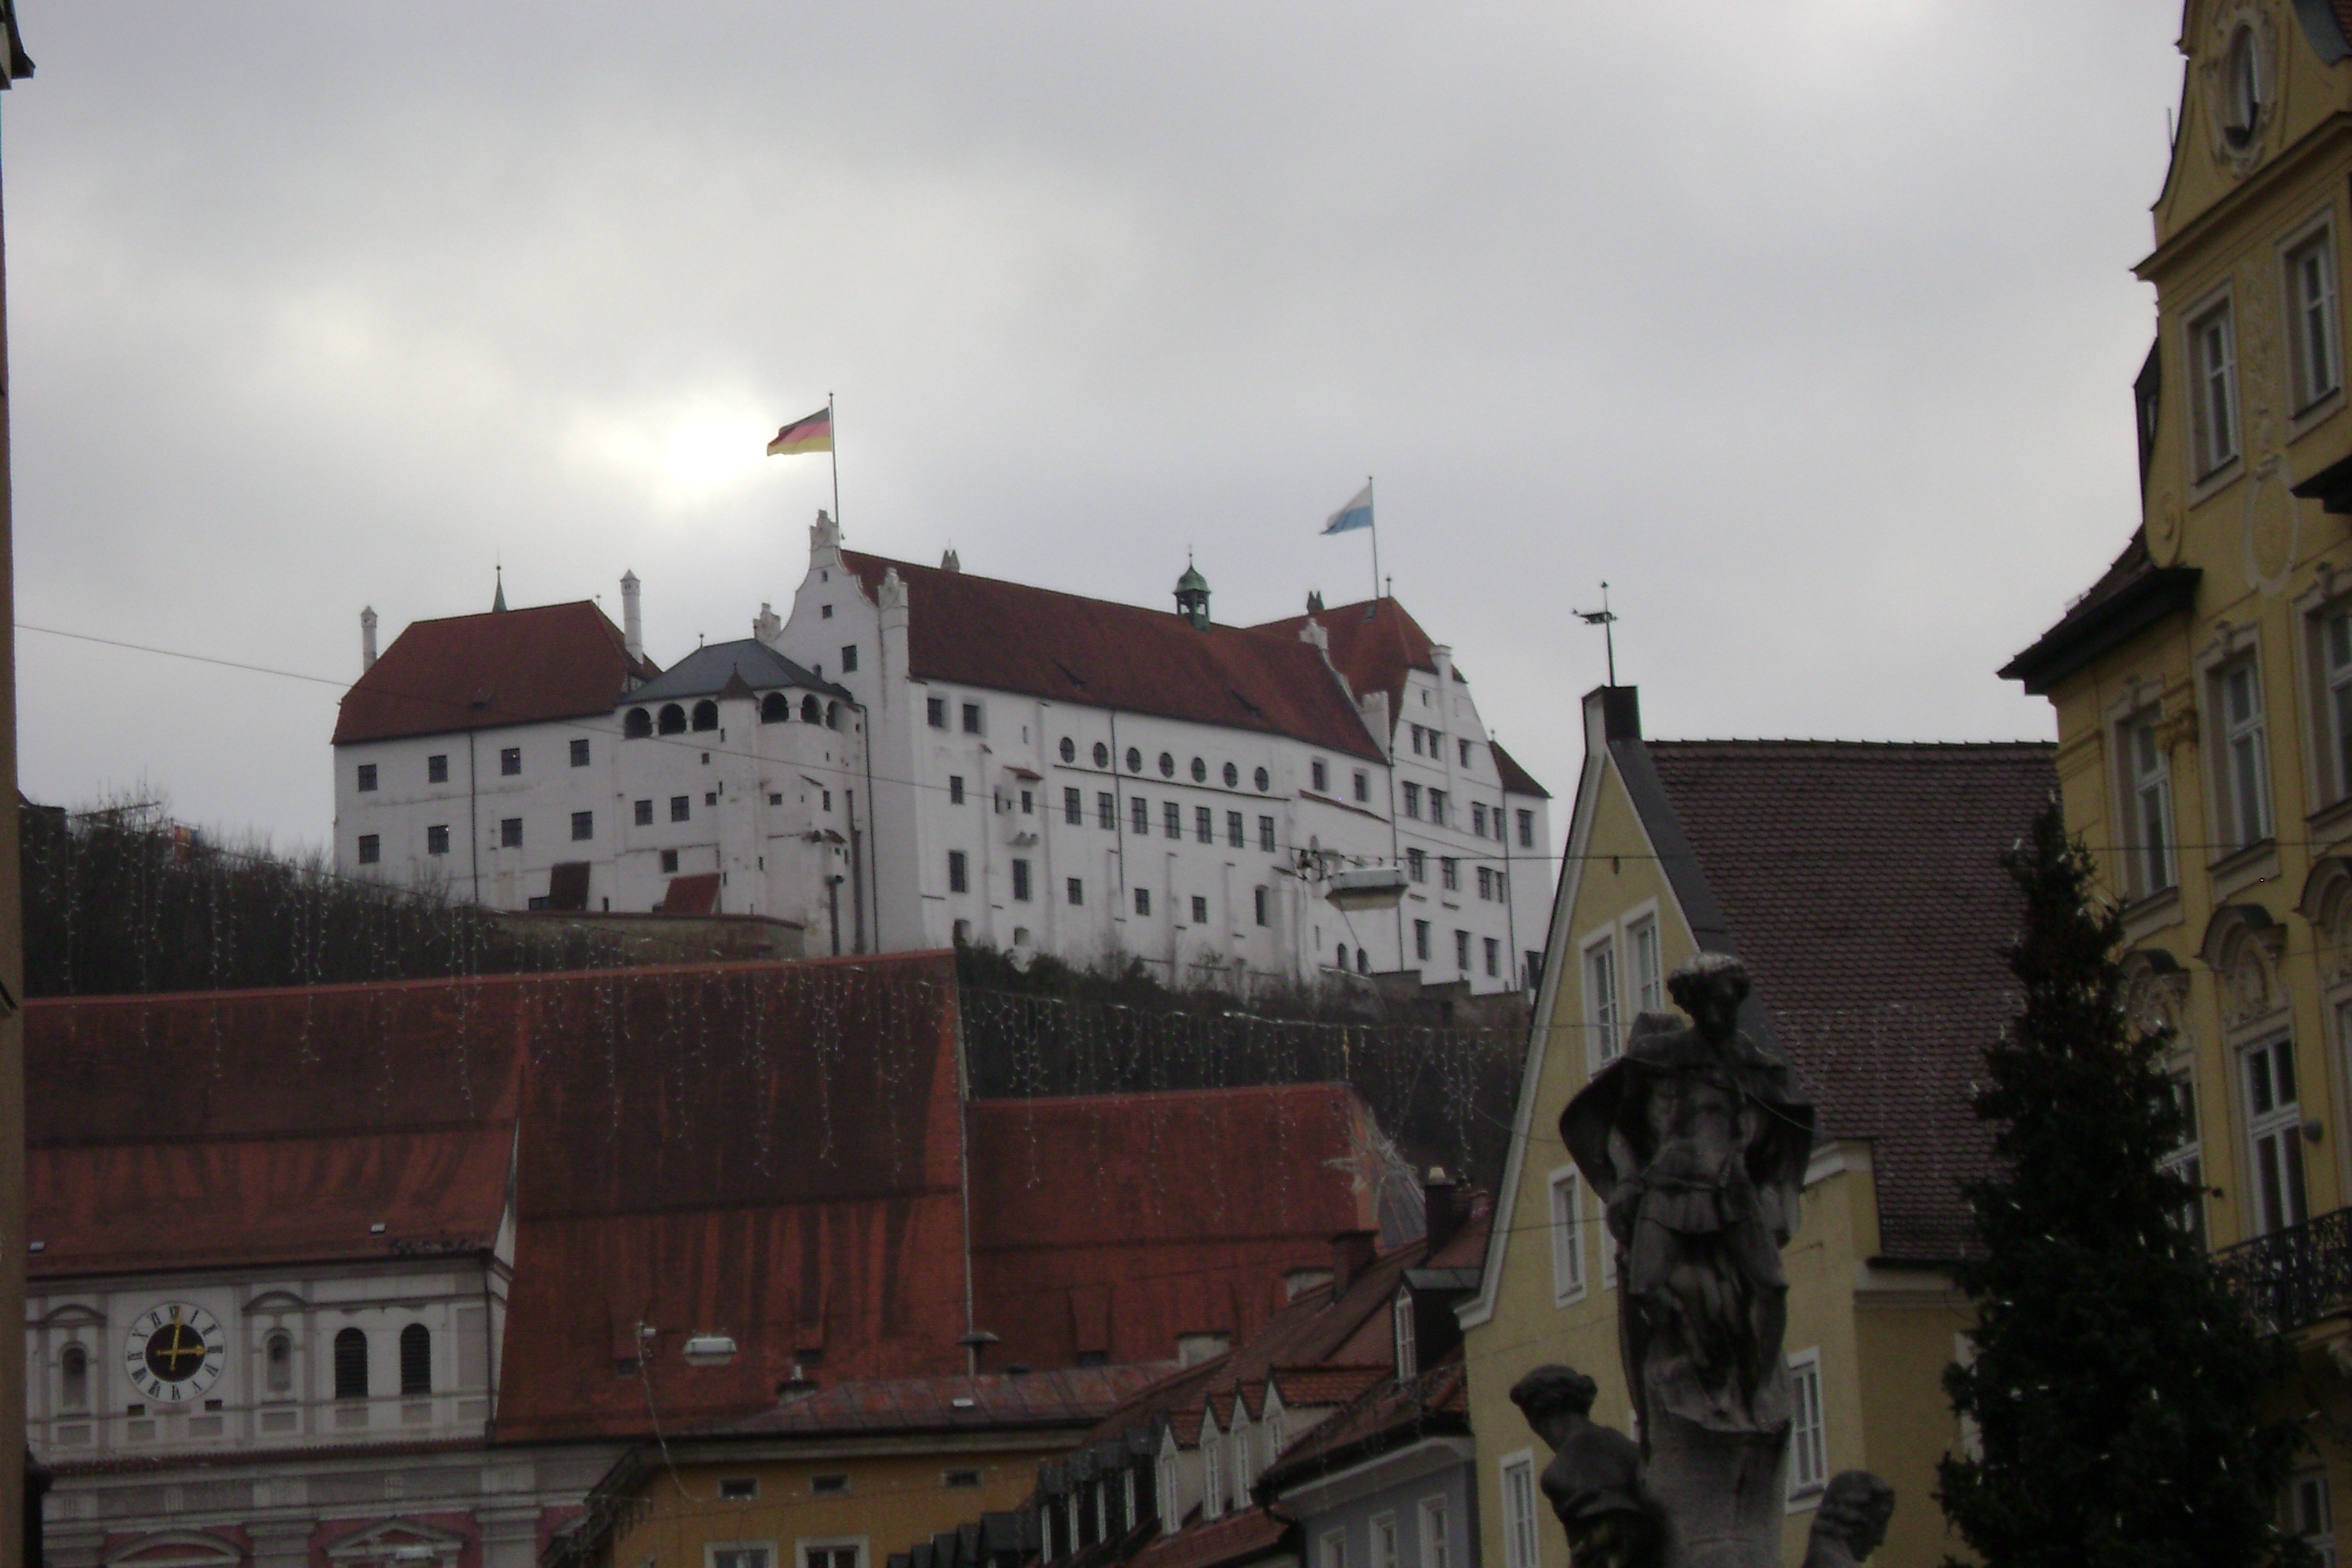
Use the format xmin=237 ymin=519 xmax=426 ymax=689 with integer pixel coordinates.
xmin=839 ymin=554 xmax=1384 ymax=763
xmin=1129 ymin=1502 xmax=1292 ymax=1568
xmin=332 ymin=600 xmax=659 ymax=746
xmin=711 ymin=1364 xmax=1180 ymax=1439
xmin=965 ymin=1086 xmax=1399 ymax=1370
xmin=1259 ymin=1360 xmax=1468 ymax=1494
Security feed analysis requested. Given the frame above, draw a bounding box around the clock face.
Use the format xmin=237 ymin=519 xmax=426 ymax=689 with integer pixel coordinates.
xmin=125 ymin=1302 xmax=226 ymax=1402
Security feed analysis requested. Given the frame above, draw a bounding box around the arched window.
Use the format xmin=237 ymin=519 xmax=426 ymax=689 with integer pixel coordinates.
xmin=802 ymin=694 xmax=822 ymax=724
xmin=624 ymin=707 xmax=652 ymax=739
xmin=60 ymin=1344 xmax=87 ymax=1411
xmin=334 ymin=1328 xmax=369 ymax=1401
xmin=761 ymin=692 xmax=791 ymax=724
xmin=691 ymin=700 xmax=720 ymax=733
xmin=658 ymin=704 xmax=688 ymax=736
xmin=2225 ymin=26 xmax=2262 ymax=147
xmin=1337 ymin=944 xmax=1350 ymax=972
xmin=400 ymin=1325 xmax=432 ymax=1396
xmin=264 ymin=1330 xmax=293 ymax=1394
xmin=826 ymin=701 xmax=841 ymax=729
xmin=1357 ymin=948 xmax=1370 ymax=975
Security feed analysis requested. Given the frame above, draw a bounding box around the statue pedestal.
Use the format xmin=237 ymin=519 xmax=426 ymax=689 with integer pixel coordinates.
xmin=1645 ymin=1413 xmax=1786 ymax=1568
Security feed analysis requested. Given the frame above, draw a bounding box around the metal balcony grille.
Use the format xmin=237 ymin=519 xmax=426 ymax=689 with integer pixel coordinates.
xmin=2213 ymin=1207 xmax=2352 ymax=1334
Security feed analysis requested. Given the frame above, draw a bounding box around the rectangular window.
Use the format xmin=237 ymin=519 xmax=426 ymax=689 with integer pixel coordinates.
xmin=2244 ymin=1035 xmax=2308 ymax=1236
xmin=501 ymin=746 xmax=521 ymax=776
xmin=1788 ymin=1353 xmax=1827 ymax=1498
xmin=500 ymin=818 xmax=523 ymax=848
xmin=1255 ymin=886 xmax=1269 ymax=926
xmin=1629 ymin=916 xmax=1664 ymax=1013
xmin=1067 ymin=877 xmax=1084 ymax=906
xmin=718 ymin=1478 xmax=758 ymax=1501
xmin=427 ymin=753 xmax=449 ymax=783
xmin=426 ymin=824 xmax=449 ymax=856
xmin=1099 ymin=792 xmax=1117 ymax=829
xmin=949 ymin=775 xmax=965 ymax=805
xmin=1165 ymin=802 xmax=1182 ymax=839
xmin=2289 ymin=1471 xmax=2336 ymax=1568
xmin=1191 ymin=895 xmax=1209 ymax=924
xmin=2191 ymin=299 xmax=2241 ymax=476
xmin=1321 ymin=1530 xmax=1345 ymax=1568
xmin=1441 ymin=858 xmax=1459 ymax=891
xmin=1402 ymin=782 xmax=1421 ymax=818
xmin=1196 ymin=805 xmax=1214 ymax=844
xmin=2164 ymin=1068 xmax=2208 ymax=1251
xmin=1021 ymin=789 xmax=1034 ymax=815
xmin=1587 ymin=936 xmax=1622 ymax=1062
xmin=634 ymin=799 xmax=653 ymax=826
xmin=840 ymin=644 xmax=858 ymax=673
xmin=2124 ymin=714 xmax=2176 ymax=896
xmin=1011 ymin=859 xmax=1033 ymax=902
xmin=1419 ymin=1499 xmax=1450 ymax=1568
xmin=1312 ymin=759 xmax=1329 ymax=793
xmin=571 ymin=811 xmax=594 ymax=841
xmin=1227 ymin=810 xmax=1244 ymax=848
xmin=1476 ymin=866 xmax=1494 ymax=900
xmin=1428 ymin=789 xmax=1446 ymax=826
xmin=1135 ymin=887 xmax=1152 ymax=916
xmin=1455 ymin=929 xmax=1471 ymax=970
xmin=1370 ymin=1514 xmax=1397 ymax=1568
xmin=962 ymin=701 xmax=983 ymax=735
xmin=2216 ymin=659 xmax=2272 ymax=849
xmin=1472 ymin=802 xmax=1488 ymax=836
xmin=948 ymin=851 xmax=969 ymax=894
xmin=1259 ymin=815 xmax=1276 ymax=852
xmin=710 ymin=1550 xmax=773 ymax=1568
xmin=1415 ymin=920 xmax=1431 ymax=961
xmin=2327 ymin=610 xmax=2352 ymax=810
xmin=1065 ymin=787 xmax=1083 ymax=825
xmin=1408 ymin=848 xmax=1426 ymax=884
xmin=570 ymin=737 xmax=591 ymax=767
xmin=356 ymin=763 xmax=377 ymax=792
xmin=1517 ymin=808 xmax=1534 ymax=848
xmin=357 ymin=834 xmax=381 ymax=864
xmin=1354 ymin=769 xmax=1370 ymax=802
xmin=1459 ymin=738 xmax=1472 ymax=767
xmin=1550 ymin=1166 xmax=1586 ymax=1302
xmin=1501 ymin=1456 xmax=1538 ymax=1568
xmin=671 ymin=795 xmax=691 ymax=822
xmin=661 ymin=848 xmax=679 ymax=874
xmin=1485 ymin=936 xmax=1500 ymax=977
xmin=1133 ymin=796 xmax=1150 ymax=835
xmin=927 ymin=696 xmax=947 ymax=729
xmin=2289 ymin=230 xmax=2341 ymax=411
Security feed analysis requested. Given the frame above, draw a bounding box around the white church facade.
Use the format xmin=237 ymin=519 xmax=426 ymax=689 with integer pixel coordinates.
xmin=334 ymin=516 xmax=1551 ymax=994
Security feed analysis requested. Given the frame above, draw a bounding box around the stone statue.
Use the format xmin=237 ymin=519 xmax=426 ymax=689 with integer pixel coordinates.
xmin=1510 ymin=1364 xmax=1668 ymax=1568
xmin=1555 ymin=953 xmax=1821 ymax=1568
xmin=1799 ymin=1472 xmax=1896 ymax=1568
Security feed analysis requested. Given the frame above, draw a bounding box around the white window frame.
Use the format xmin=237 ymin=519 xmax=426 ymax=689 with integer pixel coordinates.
xmin=1419 ymin=1497 xmax=1451 ymax=1568
xmin=2189 ymin=293 xmax=2242 ymax=479
xmin=792 ymin=1540 xmax=867 ymax=1568
xmin=707 ymin=1544 xmax=778 ymax=1568
xmin=1626 ymin=909 xmax=1664 ymax=1014
xmin=2213 ymin=656 xmax=2273 ymax=851
xmin=1156 ymin=1441 xmax=1180 ymax=1527
xmin=1231 ymin=1413 xmax=1253 ymax=1501
xmin=1785 ymin=1348 xmax=1827 ymax=1506
xmin=2320 ymin=603 xmax=2352 ymax=809
xmin=1321 ymin=1529 xmax=1347 ymax=1568
xmin=1583 ymin=928 xmax=1622 ymax=1067
xmin=2242 ymin=1033 xmax=2309 ymax=1236
xmin=1203 ymin=1416 xmax=1225 ymax=1517
xmin=1394 ymin=1289 xmax=1418 ymax=1379
xmin=1549 ymin=1165 xmax=1587 ymax=1305
xmin=2118 ymin=710 xmax=2175 ymax=898
xmin=2161 ymin=1065 xmax=2208 ymax=1253
xmin=2290 ymin=1468 xmax=2337 ymax=1568
xmin=1499 ymin=1451 xmax=1539 ymax=1568
xmin=1370 ymin=1513 xmax=1398 ymax=1568
xmin=2285 ymin=220 xmax=2342 ymax=415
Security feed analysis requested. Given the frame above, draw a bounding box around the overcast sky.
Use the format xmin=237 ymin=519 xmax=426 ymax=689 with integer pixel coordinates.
xmin=5 ymin=3 xmax=2183 ymax=854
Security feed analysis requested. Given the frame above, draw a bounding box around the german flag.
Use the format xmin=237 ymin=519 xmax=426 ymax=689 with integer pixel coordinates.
xmin=766 ymin=407 xmax=832 ymax=456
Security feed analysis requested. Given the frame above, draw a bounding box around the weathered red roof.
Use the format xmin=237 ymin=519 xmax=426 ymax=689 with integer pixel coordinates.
xmin=966 ymin=1086 xmax=1385 ymax=1370
xmin=1129 ymin=1504 xmax=1290 ymax=1568
xmin=1642 ymin=740 xmax=2056 ymax=1262
xmin=841 ymin=554 xmax=1383 ymax=763
xmin=332 ymin=600 xmax=658 ymax=745
xmin=1264 ymin=1364 xmax=1388 ymax=1410
xmin=709 ymin=1364 xmax=1179 ymax=1439
xmin=655 ymin=873 xmax=721 ymax=915
xmin=1259 ymin=1361 xmax=1466 ymax=1492
xmin=1250 ymin=599 xmax=1438 ymax=724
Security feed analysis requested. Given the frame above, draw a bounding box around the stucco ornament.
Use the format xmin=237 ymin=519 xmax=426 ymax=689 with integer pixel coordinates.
xmin=2223 ymin=938 xmax=2279 ymax=1028
xmin=2148 ymin=483 xmax=2185 ymax=566
xmin=1536 ymin=954 xmax=1887 ymax=1568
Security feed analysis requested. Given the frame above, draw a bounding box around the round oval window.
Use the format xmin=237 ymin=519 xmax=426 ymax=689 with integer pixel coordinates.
xmin=1223 ymin=762 xmax=1240 ymax=788
xmin=1255 ymin=766 xmax=1271 ymax=792
xmin=1126 ymin=747 xmax=1142 ymax=773
xmin=1159 ymin=752 xmax=1176 ymax=777
xmin=1093 ymin=742 xmax=1110 ymax=768
xmin=1059 ymin=737 xmax=1076 ymax=764
xmin=1191 ymin=757 xmax=1207 ymax=782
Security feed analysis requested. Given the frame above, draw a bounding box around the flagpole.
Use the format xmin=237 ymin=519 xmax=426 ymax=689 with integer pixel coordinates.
xmin=829 ymin=391 xmax=841 ymax=527
xmin=1367 ymin=475 xmax=1380 ymax=604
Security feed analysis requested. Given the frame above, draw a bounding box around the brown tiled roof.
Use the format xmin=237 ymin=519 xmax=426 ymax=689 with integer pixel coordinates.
xmin=840 ymin=554 xmax=1383 ymax=763
xmin=708 ymin=1364 xmax=1178 ymax=1438
xmin=332 ymin=600 xmax=658 ymax=745
xmin=1260 ymin=1361 xmax=1466 ymax=1491
xmin=1488 ymin=740 xmax=1549 ymax=800
xmin=1642 ymin=740 xmax=2056 ymax=1262
xmin=1265 ymin=1364 xmax=1389 ymax=1409
xmin=1251 ymin=599 xmax=1438 ymax=724
xmin=1998 ymin=531 xmax=2200 ymax=695
xmin=1129 ymin=1505 xmax=1291 ymax=1568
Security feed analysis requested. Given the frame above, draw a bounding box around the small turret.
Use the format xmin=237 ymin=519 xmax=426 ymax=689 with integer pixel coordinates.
xmin=1174 ymin=559 xmax=1210 ymax=631
xmin=360 ymin=607 xmax=377 ymax=671
xmin=621 ymin=571 xmax=643 ymax=660
xmin=492 ymin=567 xmax=508 ymax=613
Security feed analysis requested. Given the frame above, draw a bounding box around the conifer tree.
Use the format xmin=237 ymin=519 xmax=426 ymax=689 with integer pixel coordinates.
xmin=1938 ymin=802 xmax=2309 ymax=1568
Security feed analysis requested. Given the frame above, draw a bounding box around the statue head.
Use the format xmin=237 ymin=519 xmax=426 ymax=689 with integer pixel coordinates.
xmin=1667 ymin=952 xmax=1749 ymax=1044
xmin=1811 ymin=1471 xmax=1896 ymax=1561
xmin=1509 ymin=1364 xmax=1599 ymax=1449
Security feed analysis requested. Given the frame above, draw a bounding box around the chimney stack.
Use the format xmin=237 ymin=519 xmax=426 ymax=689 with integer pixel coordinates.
xmin=1424 ymin=1166 xmax=1462 ymax=1250
xmin=1330 ymin=1229 xmax=1379 ymax=1295
xmin=621 ymin=571 xmax=642 ymax=662
xmin=360 ymin=607 xmax=378 ymax=671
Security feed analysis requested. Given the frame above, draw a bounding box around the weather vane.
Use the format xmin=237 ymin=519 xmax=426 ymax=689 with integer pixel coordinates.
xmin=1576 ymin=582 xmax=1619 ymax=686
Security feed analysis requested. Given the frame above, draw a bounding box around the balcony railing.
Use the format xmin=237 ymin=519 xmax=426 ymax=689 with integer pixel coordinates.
xmin=2213 ymin=1207 xmax=2352 ymax=1334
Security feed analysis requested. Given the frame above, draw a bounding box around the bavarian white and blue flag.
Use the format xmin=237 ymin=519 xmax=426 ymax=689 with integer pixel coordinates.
xmin=1321 ymin=482 xmax=1374 ymax=534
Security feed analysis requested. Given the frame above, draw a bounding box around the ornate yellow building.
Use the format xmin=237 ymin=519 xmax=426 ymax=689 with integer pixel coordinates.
xmin=2000 ymin=1 xmax=2352 ymax=1557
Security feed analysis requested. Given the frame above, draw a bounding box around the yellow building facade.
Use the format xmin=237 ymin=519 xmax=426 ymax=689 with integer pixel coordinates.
xmin=2000 ymin=2 xmax=2352 ymax=1557
xmin=1459 ymin=691 xmax=2052 ymax=1568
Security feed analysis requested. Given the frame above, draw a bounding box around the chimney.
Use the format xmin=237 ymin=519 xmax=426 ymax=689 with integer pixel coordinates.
xmin=360 ymin=607 xmax=377 ymax=671
xmin=1424 ymin=1167 xmax=1462 ymax=1250
xmin=1330 ymin=1230 xmax=1379 ymax=1295
xmin=1176 ymin=1330 xmax=1231 ymax=1368
xmin=621 ymin=571 xmax=643 ymax=662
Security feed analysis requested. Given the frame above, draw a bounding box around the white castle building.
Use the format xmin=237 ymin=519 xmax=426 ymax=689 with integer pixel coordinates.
xmin=334 ymin=516 xmax=1552 ymax=992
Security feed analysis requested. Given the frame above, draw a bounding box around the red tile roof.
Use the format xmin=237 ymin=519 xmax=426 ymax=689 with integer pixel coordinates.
xmin=1250 ymin=599 xmax=1437 ymax=724
xmin=1260 ymin=1361 xmax=1466 ymax=1491
xmin=841 ymin=554 xmax=1383 ymax=763
xmin=966 ymin=1086 xmax=1385 ymax=1369
xmin=1128 ymin=1504 xmax=1290 ymax=1568
xmin=1642 ymin=740 xmax=2056 ymax=1262
xmin=708 ymin=1364 xmax=1178 ymax=1438
xmin=332 ymin=600 xmax=658 ymax=745
xmin=1488 ymin=740 xmax=1549 ymax=800
xmin=1265 ymin=1364 xmax=1389 ymax=1410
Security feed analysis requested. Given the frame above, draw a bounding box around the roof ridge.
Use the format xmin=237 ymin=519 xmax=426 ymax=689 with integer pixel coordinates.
xmin=1646 ymin=738 xmax=2055 ymax=752
xmin=845 ymin=550 xmax=1302 ymax=646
